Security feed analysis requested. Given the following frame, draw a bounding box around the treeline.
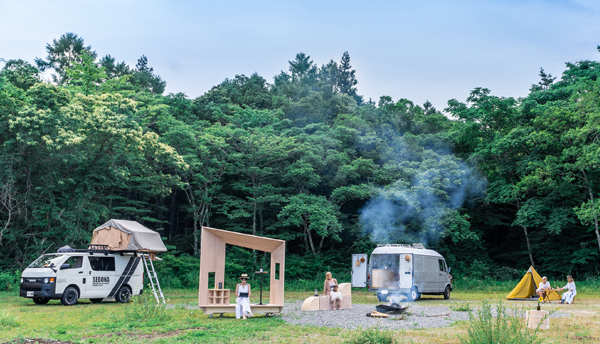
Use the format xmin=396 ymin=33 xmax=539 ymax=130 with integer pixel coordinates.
xmin=1 ymin=33 xmax=599 ymax=283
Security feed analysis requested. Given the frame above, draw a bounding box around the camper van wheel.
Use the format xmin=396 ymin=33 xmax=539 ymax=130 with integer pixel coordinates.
xmin=408 ymin=287 xmax=420 ymax=301
xmin=116 ymin=286 xmax=132 ymax=303
xmin=90 ymin=298 xmax=103 ymax=304
xmin=443 ymin=285 xmax=451 ymax=299
xmin=61 ymin=287 xmax=79 ymax=306
xmin=33 ymin=297 xmax=49 ymax=305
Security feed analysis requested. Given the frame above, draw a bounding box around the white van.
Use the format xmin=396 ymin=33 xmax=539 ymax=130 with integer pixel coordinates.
xmin=352 ymin=244 xmax=453 ymax=301
xmin=20 ymin=248 xmax=144 ymax=305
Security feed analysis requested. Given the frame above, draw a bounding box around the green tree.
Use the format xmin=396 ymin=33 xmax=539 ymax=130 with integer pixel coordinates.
xmin=65 ymin=51 xmax=107 ymax=95
xmin=0 ymin=59 xmax=40 ymax=90
xmin=35 ymin=32 xmax=95 ymax=84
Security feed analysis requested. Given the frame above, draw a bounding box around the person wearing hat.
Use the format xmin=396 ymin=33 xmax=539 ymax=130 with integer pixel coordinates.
xmin=235 ymin=273 xmax=253 ymax=319
xmin=536 ymin=276 xmax=552 ymax=302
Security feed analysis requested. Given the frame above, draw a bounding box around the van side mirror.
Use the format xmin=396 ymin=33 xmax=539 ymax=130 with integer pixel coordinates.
xmin=60 ymin=264 xmax=70 ymax=270
xmin=448 ymin=267 xmax=451 ymax=274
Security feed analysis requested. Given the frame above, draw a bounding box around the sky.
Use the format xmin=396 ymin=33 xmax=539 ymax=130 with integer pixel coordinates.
xmin=1 ymin=0 xmax=600 ymax=111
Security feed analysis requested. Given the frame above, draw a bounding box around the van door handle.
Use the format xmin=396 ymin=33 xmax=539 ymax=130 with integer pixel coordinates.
xmin=79 ymin=271 xmax=83 ymax=274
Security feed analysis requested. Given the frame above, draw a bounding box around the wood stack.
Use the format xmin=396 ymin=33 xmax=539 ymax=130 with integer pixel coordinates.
xmin=366 ymin=311 xmax=389 ymax=318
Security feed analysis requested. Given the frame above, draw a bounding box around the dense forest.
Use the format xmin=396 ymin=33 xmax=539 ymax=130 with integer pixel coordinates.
xmin=1 ymin=33 xmax=600 ymax=287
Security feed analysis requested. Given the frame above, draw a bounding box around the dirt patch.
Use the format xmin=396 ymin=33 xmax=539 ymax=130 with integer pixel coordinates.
xmin=84 ymin=327 xmax=208 ymax=340
xmin=2 ymin=339 xmax=74 ymax=344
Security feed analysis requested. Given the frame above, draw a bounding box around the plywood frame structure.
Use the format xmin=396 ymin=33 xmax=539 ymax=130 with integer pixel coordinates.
xmin=198 ymin=226 xmax=285 ymax=314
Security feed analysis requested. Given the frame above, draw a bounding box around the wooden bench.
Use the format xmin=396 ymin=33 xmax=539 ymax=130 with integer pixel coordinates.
xmin=200 ymin=304 xmax=283 ymax=316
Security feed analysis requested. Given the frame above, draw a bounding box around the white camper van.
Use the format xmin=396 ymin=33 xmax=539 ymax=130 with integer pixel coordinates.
xmin=352 ymin=244 xmax=453 ymax=301
xmin=20 ymin=246 xmax=144 ymax=305
xmin=20 ymin=219 xmax=168 ymax=306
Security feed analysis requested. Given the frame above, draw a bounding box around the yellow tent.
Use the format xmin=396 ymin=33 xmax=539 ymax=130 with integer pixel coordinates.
xmin=506 ymin=266 xmax=561 ymax=301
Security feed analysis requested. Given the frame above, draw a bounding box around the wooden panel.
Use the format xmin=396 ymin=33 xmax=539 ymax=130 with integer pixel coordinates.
xmin=319 ymin=295 xmax=332 ymax=310
xmin=301 ymin=296 xmax=320 ymax=311
xmin=270 ymin=242 xmax=285 ymax=306
xmin=339 ymin=283 xmax=351 ymax=296
xmin=201 ymin=304 xmax=283 ymax=315
xmin=203 ymin=226 xmax=284 ymax=252
xmin=199 ymin=226 xmax=285 ymax=308
xmin=198 ymin=228 xmax=226 ymax=305
xmin=316 ymin=294 xmax=351 ymax=310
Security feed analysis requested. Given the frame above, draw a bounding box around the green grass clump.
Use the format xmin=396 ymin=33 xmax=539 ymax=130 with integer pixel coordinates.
xmin=120 ymin=293 xmax=174 ymax=324
xmin=0 ymin=312 xmax=20 ymax=329
xmin=461 ymin=301 xmax=542 ymax=344
xmin=450 ymin=302 xmax=472 ymax=312
xmin=344 ymin=327 xmax=396 ymax=344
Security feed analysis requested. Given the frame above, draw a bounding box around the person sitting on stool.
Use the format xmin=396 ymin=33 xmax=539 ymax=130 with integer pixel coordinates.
xmin=558 ymin=275 xmax=577 ymax=304
xmin=330 ymin=284 xmax=342 ymax=310
xmin=536 ymin=276 xmax=552 ymax=302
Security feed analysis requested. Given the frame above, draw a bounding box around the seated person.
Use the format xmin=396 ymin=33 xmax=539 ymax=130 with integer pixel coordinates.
xmin=330 ymin=284 xmax=342 ymax=310
xmin=536 ymin=276 xmax=552 ymax=301
xmin=235 ymin=273 xmax=253 ymax=320
xmin=558 ymin=275 xmax=577 ymax=304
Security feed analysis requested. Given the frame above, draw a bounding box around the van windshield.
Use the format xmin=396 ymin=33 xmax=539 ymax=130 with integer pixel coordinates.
xmin=29 ymin=254 xmax=66 ymax=268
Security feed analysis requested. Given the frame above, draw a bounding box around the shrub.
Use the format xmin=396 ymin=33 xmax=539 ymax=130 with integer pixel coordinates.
xmin=120 ymin=293 xmax=173 ymax=324
xmin=461 ymin=301 xmax=542 ymax=344
xmin=345 ymin=327 xmax=396 ymax=344
xmin=450 ymin=302 xmax=471 ymax=312
xmin=0 ymin=270 xmax=20 ymax=292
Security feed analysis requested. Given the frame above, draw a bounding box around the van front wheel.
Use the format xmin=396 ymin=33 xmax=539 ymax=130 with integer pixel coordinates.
xmin=116 ymin=286 xmax=131 ymax=303
xmin=443 ymin=285 xmax=451 ymax=299
xmin=61 ymin=287 xmax=79 ymax=306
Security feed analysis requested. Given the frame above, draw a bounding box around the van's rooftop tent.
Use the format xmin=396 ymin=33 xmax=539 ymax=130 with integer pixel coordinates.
xmin=90 ymin=219 xmax=167 ymax=252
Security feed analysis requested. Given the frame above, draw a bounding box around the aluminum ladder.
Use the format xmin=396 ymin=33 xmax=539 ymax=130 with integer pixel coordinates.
xmin=141 ymin=253 xmax=165 ymax=304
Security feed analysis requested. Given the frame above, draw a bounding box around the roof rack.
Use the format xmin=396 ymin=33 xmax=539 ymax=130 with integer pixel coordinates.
xmin=376 ymin=243 xmax=426 ymax=249
xmin=88 ymin=244 xmax=110 ymax=254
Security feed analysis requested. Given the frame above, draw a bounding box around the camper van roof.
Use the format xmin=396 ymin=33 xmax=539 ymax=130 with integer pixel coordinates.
xmin=372 ymin=244 xmax=442 ymax=257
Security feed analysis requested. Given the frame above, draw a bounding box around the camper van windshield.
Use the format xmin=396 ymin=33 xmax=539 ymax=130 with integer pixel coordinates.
xmin=29 ymin=254 xmax=66 ymax=268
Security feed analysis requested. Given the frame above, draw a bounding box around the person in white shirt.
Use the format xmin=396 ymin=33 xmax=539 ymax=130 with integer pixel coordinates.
xmin=536 ymin=276 xmax=551 ymax=301
xmin=329 ymin=284 xmax=342 ymax=310
xmin=557 ymin=275 xmax=577 ymax=304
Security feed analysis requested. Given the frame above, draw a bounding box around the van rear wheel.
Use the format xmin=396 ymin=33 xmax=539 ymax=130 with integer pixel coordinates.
xmin=61 ymin=287 xmax=79 ymax=306
xmin=33 ymin=297 xmax=49 ymax=305
xmin=443 ymin=285 xmax=451 ymax=299
xmin=408 ymin=287 xmax=420 ymax=301
xmin=116 ymin=286 xmax=131 ymax=303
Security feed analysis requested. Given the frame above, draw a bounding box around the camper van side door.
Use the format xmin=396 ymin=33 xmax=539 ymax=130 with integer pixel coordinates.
xmin=87 ymin=256 xmax=116 ymax=298
xmin=351 ymin=254 xmax=368 ymax=288
xmin=399 ymin=254 xmax=413 ymax=290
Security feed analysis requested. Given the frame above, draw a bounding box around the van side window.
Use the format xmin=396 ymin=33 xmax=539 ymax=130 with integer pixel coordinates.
xmin=63 ymin=256 xmax=83 ymax=269
xmin=438 ymin=259 xmax=446 ymax=272
xmin=88 ymin=257 xmax=115 ymax=271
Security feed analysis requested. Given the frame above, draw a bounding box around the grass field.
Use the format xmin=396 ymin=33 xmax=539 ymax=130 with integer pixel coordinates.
xmin=1 ymin=287 xmax=599 ymax=344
